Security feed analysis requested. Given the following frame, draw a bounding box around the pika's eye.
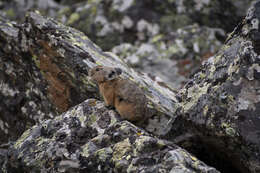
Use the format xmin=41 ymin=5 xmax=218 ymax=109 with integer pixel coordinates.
xmin=108 ymin=71 xmax=115 ymax=78
xmin=119 ymin=97 xmax=124 ymax=102
xmin=96 ymin=68 xmax=100 ymax=71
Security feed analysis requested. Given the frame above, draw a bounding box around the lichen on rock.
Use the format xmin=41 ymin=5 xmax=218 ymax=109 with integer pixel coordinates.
xmin=2 ymin=99 xmax=220 ymax=173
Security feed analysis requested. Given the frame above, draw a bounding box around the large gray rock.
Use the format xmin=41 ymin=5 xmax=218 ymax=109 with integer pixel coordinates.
xmin=167 ymin=1 xmax=260 ymax=172
xmin=0 ymin=17 xmax=59 ymax=143
xmin=2 ymin=99 xmax=220 ymax=173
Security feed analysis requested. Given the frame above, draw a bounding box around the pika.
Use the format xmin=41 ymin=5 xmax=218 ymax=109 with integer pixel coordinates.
xmin=88 ymin=65 xmax=148 ymax=123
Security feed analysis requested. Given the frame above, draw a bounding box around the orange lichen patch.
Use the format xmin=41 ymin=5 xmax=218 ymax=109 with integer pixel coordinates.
xmin=31 ymin=41 xmax=72 ymax=112
xmin=177 ymin=59 xmax=193 ymax=76
xmin=201 ymin=52 xmax=214 ymax=63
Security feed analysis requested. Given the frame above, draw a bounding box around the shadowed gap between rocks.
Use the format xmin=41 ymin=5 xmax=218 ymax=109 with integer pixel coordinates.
xmin=180 ymin=137 xmax=247 ymax=173
xmin=163 ymin=116 xmax=248 ymax=173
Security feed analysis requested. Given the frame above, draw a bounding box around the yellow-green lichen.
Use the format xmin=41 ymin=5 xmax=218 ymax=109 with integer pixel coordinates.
xmin=134 ymin=136 xmax=152 ymax=153
xmin=14 ymin=127 xmax=33 ymax=149
xmin=82 ymin=77 xmax=96 ymax=87
xmin=126 ymin=155 xmax=131 ymax=160
xmin=213 ymin=86 xmax=221 ymax=93
xmin=95 ymin=147 xmax=113 ymax=162
xmin=35 ymin=10 xmax=41 ymax=15
xmin=221 ymin=122 xmax=229 ymax=129
xmin=141 ymin=86 xmax=149 ymax=92
xmin=157 ymin=139 xmax=166 ymax=148
xmin=81 ymin=35 xmax=89 ymax=40
xmin=227 ymin=95 xmax=235 ymax=103
xmin=110 ymin=115 xmax=118 ymax=125
xmin=70 ymin=108 xmax=77 ymax=116
xmin=192 ymin=160 xmax=200 ymax=169
xmin=199 ymin=72 xmax=206 ymax=79
xmin=214 ymin=54 xmax=222 ymax=64
xmin=55 ymin=115 xmax=63 ymax=121
xmin=208 ymin=65 xmax=216 ymax=79
xmin=191 ymin=155 xmax=198 ymax=161
xmin=127 ymin=163 xmax=137 ymax=172
xmin=30 ymin=151 xmax=45 ymax=167
xmin=95 ymin=61 xmax=102 ymax=66
xmin=7 ymin=22 xmax=13 ymax=27
xmin=183 ymin=83 xmax=210 ymax=112
xmin=73 ymin=40 xmax=85 ymax=47
xmin=168 ymin=44 xmax=179 ymax=54
xmin=221 ymin=123 xmax=237 ymax=137
xmin=36 ymin=137 xmax=52 ymax=147
xmin=209 ymin=121 xmax=215 ymax=129
xmin=68 ymin=70 xmax=76 ymax=79
xmin=32 ymin=54 xmax=40 ymax=68
xmin=151 ymin=34 xmax=163 ymax=43
xmin=225 ymin=127 xmax=236 ymax=137
xmin=228 ymin=57 xmax=240 ymax=75
xmin=67 ymin=13 xmax=80 ymax=25
xmin=87 ymin=114 xmax=97 ymax=126
xmin=112 ymin=138 xmax=132 ymax=162
xmin=81 ymin=143 xmax=91 ymax=158
xmin=210 ymin=112 xmax=215 ymax=119
xmin=119 ymin=124 xmax=128 ymax=131
xmin=203 ymin=105 xmax=209 ymax=116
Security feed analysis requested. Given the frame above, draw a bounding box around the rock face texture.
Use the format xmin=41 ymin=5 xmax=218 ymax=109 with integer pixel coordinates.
xmin=3 ymin=99 xmax=220 ymax=173
xmin=0 ymin=17 xmax=59 ymax=143
xmin=0 ymin=0 xmax=260 ymax=173
xmin=175 ymin=2 xmax=260 ymax=172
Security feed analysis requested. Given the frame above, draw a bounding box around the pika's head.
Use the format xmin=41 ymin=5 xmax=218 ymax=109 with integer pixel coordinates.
xmin=88 ymin=65 xmax=122 ymax=83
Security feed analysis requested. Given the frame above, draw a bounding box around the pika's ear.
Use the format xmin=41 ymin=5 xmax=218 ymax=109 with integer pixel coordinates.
xmin=115 ymin=68 xmax=122 ymax=75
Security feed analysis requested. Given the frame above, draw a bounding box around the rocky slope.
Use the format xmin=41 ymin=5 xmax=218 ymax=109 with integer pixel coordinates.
xmin=0 ymin=0 xmax=259 ymax=173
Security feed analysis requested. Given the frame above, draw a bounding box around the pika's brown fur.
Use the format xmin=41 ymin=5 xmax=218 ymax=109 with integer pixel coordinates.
xmin=89 ymin=65 xmax=148 ymax=123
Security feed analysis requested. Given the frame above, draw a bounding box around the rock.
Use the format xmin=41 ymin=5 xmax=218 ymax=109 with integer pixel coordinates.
xmin=0 ymin=1 xmax=259 ymax=173
xmin=0 ymin=17 xmax=59 ymax=143
xmin=165 ymin=1 xmax=260 ymax=172
xmin=1 ymin=99 xmax=220 ymax=173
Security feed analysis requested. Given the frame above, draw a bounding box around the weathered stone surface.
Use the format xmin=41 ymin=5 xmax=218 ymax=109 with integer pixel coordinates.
xmin=0 ymin=1 xmax=260 ymax=173
xmin=165 ymin=1 xmax=260 ymax=173
xmin=1 ymin=99 xmax=220 ymax=173
xmin=0 ymin=17 xmax=59 ymax=143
